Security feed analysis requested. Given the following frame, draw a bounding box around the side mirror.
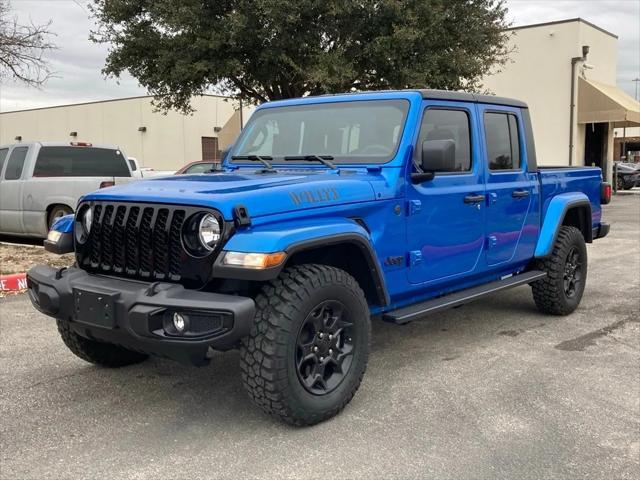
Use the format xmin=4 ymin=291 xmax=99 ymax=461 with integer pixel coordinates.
xmin=410 ymin=139 xmax=456 ymax=184
xmin=422 ymin=139 xmax=456 ymax=172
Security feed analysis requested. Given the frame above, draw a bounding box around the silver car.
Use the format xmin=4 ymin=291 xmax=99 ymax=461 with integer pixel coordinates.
xmin=0 ymin=142 xmax=135 ymax=238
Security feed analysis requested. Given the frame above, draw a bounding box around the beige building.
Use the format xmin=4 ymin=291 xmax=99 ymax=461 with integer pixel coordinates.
xmin=1 ymin=18 xmax=638 ymax=177
xmin=0 ymin=95 xmax=250 ymax=170
xmin=483 ymin=18 xmax=640 ymax=181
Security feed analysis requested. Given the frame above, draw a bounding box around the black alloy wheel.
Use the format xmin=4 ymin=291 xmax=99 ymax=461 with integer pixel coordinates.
xmin=563 ymin=246 xmax=583 ymax=298
xmin=295 ymin=300 xmax=355 ymax=395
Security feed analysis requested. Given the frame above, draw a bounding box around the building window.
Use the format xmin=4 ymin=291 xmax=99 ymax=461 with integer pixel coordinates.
xmin=484 ymin=112 xmax=521 ymax=171
xmin=201 ymin=137 xmax=221 ymax=161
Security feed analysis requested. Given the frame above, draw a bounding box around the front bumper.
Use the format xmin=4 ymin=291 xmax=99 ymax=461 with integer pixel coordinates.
xmin=27 ymin=265 xmax=255 ymax=366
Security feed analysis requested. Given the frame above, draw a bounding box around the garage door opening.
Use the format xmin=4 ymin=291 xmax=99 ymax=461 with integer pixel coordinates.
xmin=584 ymin=122 xmax=607 ymax=169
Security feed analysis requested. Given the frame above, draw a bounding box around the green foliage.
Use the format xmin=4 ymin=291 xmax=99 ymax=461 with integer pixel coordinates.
xmin=91 ymin=0 xmax=511 ymax=112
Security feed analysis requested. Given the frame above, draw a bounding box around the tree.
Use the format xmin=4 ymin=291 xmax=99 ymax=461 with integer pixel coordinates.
xmin=91 ymin=0 xmax=511 ymax=113
xmin=0 ymin=0 xmax=56 ymax=86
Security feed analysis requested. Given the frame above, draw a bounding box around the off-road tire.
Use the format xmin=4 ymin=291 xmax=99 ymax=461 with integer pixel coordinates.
xmin=48 ymin=205 xmax=72 ymax=229
xmin=531 ymin=226 xmax=587 ymax=315
xmin=57 ymin=319 xmax=148 ymax=367
xmin=240 ymin=264 xmax=371 ymax=426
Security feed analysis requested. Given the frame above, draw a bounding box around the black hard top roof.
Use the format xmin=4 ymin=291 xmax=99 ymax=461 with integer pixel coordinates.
xmin=417 ymin=89 xmax=528 ymax=108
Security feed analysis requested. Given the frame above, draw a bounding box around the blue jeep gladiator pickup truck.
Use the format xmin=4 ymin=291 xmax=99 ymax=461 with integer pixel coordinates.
xmin=28 ymin=90 xmax=610 ymax=425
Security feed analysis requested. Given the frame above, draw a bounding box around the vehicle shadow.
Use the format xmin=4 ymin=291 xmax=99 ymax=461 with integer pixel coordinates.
xmin=34 ymin=288 xmax=547 ymax=429
xmin=0 ymin=234 xmax=44 ymax=246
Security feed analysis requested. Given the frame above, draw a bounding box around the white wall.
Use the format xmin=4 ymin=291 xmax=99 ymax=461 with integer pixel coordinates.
xmin=0 ymin=95 xmax=245 ymax=170
xmin=575 ymin=21 xmax=618 ymax=174
xmin=482 ymin=20 xmax=618 ymax=171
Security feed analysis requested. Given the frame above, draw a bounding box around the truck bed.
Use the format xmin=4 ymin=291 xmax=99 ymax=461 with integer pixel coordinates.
xmin=538 ymin=166 xmax=603 ymax=229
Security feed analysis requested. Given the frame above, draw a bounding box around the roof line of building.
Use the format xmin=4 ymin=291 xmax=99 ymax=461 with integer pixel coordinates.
xmin=0 ymin=93 xmax=233 ymax=115
xmin=508 ymin=17 xmax=618 ymax=39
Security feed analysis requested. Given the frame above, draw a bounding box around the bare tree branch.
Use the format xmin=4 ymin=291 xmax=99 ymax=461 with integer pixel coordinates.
xmin=0 ymin=0 xmax=57 ymax=86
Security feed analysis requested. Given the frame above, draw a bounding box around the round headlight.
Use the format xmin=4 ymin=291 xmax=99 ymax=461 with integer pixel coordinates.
xmin=198 ymin=214 xmax=221 ymax=250
xmin=82 ymin=207 xmax=93 ymax=234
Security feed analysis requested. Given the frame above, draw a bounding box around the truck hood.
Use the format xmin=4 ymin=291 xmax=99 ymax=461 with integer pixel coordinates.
xmin=82 ymin=170 xmax=378 ymax=220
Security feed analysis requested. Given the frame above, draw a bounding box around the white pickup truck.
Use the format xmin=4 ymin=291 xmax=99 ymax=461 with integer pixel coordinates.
xmin=0 ymin=142 xmax=136 ymax=238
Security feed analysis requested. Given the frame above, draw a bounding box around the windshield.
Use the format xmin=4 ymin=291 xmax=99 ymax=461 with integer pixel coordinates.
xmin=231 ymin=99 xmax=409 ymax=165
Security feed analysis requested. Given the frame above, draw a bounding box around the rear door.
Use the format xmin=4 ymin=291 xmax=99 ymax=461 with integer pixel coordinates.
xmin=406 ymin=101 xmax=486 ymax=285
xmin=480 ymin=106 xmax=538 ymax=266
xmin=0 ymin=146 xmax=29 ymax=234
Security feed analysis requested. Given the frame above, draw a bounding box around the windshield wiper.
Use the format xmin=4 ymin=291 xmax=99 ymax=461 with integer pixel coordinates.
xmin=284 ymin=155 xmax=337 ymax=170
xmin=231 ymin=155 xmax=275 ymax=171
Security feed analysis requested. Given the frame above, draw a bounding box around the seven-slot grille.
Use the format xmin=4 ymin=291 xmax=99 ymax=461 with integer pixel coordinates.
xmin=76 ymin=202 xmax=211 ymax=284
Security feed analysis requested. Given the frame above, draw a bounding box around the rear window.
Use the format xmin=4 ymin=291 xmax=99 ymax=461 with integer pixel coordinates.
xmin=33 ymin=146 xmax=131 ymax=177
xmin=484 ymin=112 xmax=521 ymax=171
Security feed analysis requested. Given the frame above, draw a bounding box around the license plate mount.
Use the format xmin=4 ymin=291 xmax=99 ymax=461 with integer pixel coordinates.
xmin=73 ymin=288 xmax=117 ymax=328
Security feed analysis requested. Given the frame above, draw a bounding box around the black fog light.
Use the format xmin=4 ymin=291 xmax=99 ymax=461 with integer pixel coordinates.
xmin=160 ymin=310 xmax=232 ymax=338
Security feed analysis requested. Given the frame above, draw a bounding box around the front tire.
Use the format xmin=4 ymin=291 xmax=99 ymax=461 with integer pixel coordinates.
xmin=240 ymin=264 xmax=371 ymax=426
xmin=531 ymin=226 xmax=587 ymax=315
xmin=57 ymin=319 xmax=149 ymax=367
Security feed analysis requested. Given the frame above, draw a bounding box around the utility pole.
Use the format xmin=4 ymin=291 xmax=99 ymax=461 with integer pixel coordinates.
xmin=633 ymin=78 xmax=640 ymax=101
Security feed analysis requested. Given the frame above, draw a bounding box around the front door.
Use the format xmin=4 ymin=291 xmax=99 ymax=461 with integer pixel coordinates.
xmin=480 ymin=107 xmax=536 ymax=266
xmin=406 ymin=102 xmax=486 ymax=285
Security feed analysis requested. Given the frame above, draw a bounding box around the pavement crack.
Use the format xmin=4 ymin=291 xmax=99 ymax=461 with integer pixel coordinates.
xmin=25 ymin=370 xmax=88 ymax=389
xmin=555 ymin=316 xmax=637 ymax=352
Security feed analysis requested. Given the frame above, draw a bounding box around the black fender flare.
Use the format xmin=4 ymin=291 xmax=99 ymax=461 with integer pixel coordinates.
xmin=212 ymin=233 xmax=390 ymax=306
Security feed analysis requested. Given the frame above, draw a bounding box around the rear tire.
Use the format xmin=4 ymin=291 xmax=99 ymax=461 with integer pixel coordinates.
xmin=48 ymin=205 xmax=72 ymax=230
xmin=57 ymin=319 xmax=148 ymax=367
xmin=531 ymin=226 xmax=587 ymax=315
xmin=240 ymin=264 xmax=371 ymax=426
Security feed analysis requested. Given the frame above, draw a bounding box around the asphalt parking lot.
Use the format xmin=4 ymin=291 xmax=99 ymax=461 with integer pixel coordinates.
xmin=1 ymin=193 xmax=638 ymax=480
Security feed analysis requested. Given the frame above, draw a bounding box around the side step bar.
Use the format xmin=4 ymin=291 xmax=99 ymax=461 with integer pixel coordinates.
xmin=383 ymin=270 xmax=547 ymax=324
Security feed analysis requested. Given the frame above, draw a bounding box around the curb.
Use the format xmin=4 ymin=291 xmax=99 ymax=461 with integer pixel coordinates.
xmin=0 ymin=273 xmax=28 ymax=291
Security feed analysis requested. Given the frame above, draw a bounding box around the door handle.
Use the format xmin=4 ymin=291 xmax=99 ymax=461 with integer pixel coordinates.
xmin=512 ymin=190 xmax=530 ymax=198
xmin=464 ymin=194 xmax=485 ymax=204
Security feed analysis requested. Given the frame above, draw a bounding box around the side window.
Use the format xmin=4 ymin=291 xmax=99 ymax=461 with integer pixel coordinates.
xmin=0 ymin=148 xmax=9 ymax=177
xmin=485 ymin=112 xmax=521 ymax=171
xmin=4 ymin=147 xmax=28 ymax=180
xmin=415 ymin=109 xmax=471 ymax=172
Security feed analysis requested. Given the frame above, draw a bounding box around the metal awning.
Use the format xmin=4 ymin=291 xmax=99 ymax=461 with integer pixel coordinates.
xmin=578 ymin=77 xmax=640 ymax=127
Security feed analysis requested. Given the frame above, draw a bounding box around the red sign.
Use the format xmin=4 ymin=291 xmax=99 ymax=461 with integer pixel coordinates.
xmin=0 ymin=273 xmax=28 ymax=291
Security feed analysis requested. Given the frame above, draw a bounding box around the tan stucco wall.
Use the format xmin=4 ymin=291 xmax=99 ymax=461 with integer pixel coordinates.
xmin=0 ymin=95 xmax=250 ymax=170
xmin=482 ymin=20 xmax=618 ymax=178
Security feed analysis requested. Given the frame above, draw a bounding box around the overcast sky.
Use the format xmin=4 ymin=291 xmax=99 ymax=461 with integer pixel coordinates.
xmin=1 ymin=0 xmax=639 ymax=112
